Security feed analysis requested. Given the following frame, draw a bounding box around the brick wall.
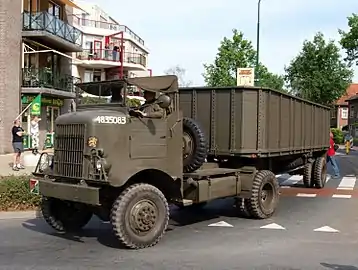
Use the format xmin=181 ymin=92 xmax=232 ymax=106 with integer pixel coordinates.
xmin=0 ymin=0 xmax=22 ymax=153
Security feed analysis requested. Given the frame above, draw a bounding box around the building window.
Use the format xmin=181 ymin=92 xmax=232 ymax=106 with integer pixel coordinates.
xmin=341 ymin=108 xmax=348 ymax=119
xmin=84 ymin=69 xmax=102 ymax=82
xmin=48 ymin=1 xmax=61 ymax=19
xmin=330 ymin=108 xmax=337 ymax=119
xmin=350 ymin=106 xmax=355 ymax=118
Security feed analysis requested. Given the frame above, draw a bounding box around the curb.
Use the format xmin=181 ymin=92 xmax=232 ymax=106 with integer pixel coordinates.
xmin=0 ymin=210 xmax=42 ymax=220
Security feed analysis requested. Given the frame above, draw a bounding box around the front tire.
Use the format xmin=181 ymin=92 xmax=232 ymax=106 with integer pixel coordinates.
xmin=111 ymin=183 xmax=169 ymax=249
xmin=246 ymin=170 xmax=280 ymax=219
xmin=41 ymin=197 xmax=93 ymax=232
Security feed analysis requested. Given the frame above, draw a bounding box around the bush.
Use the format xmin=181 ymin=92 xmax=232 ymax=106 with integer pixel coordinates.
xmin=0 ymin=175 xmax=40 ymax=211
xmin=330 ymin=128 xmax=344 ymax=144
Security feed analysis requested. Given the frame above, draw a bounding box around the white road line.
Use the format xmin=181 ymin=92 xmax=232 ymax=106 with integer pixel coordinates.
xmin=279 ymin=175 xmax=303 ymax=186
xmin=332 ymin=194 xmax=352 ymax=199
xmin=296 ymin=193 xmax=317 ymax=197
xmin=337 ymin=176 xmax=356 ymax=190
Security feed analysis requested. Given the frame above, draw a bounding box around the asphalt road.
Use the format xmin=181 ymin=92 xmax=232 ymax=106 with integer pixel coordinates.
xmin=1 ymin=150 xmax=358 ymax=270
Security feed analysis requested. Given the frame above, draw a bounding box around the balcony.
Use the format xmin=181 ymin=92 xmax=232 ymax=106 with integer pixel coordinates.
xmin=75 ymin=49 xmax=147 ymax=70
xmin=22 ymin=11 xmax=83 ymax=52
xmin=72 ymin=15 xmax=145 ymax=46
xmin=21 ymin=67 xmax=79 ymax=98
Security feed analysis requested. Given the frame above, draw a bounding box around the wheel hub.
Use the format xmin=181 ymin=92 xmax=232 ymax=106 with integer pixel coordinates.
xmin=130 ymin=200 xmax=157 ymax=233
xmin=260 ymin=183 xmax=274 ymax=209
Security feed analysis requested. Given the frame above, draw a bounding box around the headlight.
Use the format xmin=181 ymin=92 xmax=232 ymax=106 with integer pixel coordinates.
xmin=38 ymin=153 xmax=51 ymax=173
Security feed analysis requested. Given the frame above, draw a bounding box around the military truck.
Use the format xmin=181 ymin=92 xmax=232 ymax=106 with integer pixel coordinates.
xmin=30 ymin=75 xmax=330 ymax=249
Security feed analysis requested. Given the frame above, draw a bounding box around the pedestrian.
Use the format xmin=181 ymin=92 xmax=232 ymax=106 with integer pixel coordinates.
xmin=12 ymin=119 xmax=25 ymax=171
xmin=30 ymin=115 xmax=41 ymax=155
xmin=327 ymin=131 xmax=340 ymax=179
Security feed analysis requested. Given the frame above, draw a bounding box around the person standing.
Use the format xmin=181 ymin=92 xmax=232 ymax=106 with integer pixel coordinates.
xmin=30 ymin=115 xmax=41 ymax=155
xmin=327 ymin=131 xmax=340 ymax=179
xmin=12 ymin=119 xmax=25 ymax=171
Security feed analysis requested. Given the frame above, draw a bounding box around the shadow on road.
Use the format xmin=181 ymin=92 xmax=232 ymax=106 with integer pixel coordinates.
xmin=21 ymin=198 xmax=246 ymax=249
xmin=321 ymin=263 xmax=358 ymax=269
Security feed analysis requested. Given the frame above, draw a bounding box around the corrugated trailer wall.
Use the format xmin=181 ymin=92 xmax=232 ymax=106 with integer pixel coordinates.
xmin=179 ymin=86 xmax=330 ymax=157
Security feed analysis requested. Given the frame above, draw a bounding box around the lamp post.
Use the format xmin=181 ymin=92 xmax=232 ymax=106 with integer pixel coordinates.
xmin=255 ymin=0 xmax=262 ymax=86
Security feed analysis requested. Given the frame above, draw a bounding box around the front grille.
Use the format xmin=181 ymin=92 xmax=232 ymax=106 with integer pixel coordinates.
xmin=54 ymin=124 xmax=86 ymax=178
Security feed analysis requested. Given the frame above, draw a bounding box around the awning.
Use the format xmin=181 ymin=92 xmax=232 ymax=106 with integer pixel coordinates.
xmin=57 ymin=0 xmax=86 ymax=12
xmin=23 ymin=39 xmax=80 ymax=61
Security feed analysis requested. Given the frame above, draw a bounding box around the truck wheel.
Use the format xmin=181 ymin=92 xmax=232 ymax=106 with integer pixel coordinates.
xmin=182 ymin=117 xmax=207 ymax=173
xmin=303 ymin=162 xmax=314 ymax=188
xmin=111 ymin=183 xmax=169 ymax=249
xmin=246 ymin=170 xmax=280 ymax=219
xmin=312 ymin=156 xmax=327 ymax=189
xmin=41 ymin=197 xmax=93 ymax=232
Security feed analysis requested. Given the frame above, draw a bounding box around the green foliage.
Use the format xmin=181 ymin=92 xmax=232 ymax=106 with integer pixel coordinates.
xmin=126 ymin=98 xmax=142 ymax=107
xmin=81 ymin=96 xmax=108 ymax=104
xmin=339 ymin=14 xmax=358 ymax=67
xmin=0 ymin=175 xmax=40 ymax=211
xmin=285 ymin=32 xmax=353 ymax=105
xmin=202 ymin=29 xmax=285 ymax=91
xmin=330 ymin=128 xmax=344 ymax=144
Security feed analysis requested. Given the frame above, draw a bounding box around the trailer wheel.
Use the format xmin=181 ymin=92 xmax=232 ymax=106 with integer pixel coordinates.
xmin=246 ymin=170 xmax=280 ymax=219
xmin=182 ymin=117 xmax=207 ymax=173
xmin=41 ymin=197 xmax=93 ymax=232
xmin=303 ymin=162 xmax=314 ymax=188
xmin=312 ymin=156 xmax=327 ymax=189
xmin=111 ymin=183 xmax=169 ymax=249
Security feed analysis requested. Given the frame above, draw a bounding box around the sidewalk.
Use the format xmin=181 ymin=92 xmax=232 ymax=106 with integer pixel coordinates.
xmin=0 ymin=152 xmax=35 ymax=176
xmin=0 ymin=149 xmax=53 ymax=177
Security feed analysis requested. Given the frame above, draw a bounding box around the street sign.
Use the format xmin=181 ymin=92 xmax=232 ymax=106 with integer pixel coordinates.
xmin=237 ymin=68 xmax=255 ymax=86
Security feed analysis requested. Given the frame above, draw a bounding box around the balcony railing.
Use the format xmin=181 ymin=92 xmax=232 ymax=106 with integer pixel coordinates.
xmin=76 ymin=49 xmax=147 ymax=67
xmin=72 ymin=15 xmax=144 ymax=45
xmin=22 ymin=67 xmax=80 ymax=92
xmin=22 ymin=11 xmax=83 ymax=46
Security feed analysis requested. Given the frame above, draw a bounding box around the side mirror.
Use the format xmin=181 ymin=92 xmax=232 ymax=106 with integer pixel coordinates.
xmin=157 ymin=94 xmax=171 ymax=109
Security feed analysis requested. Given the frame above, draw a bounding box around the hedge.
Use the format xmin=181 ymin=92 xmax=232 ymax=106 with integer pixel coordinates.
xmin=0 ymin=175 xmax=40 ymax=211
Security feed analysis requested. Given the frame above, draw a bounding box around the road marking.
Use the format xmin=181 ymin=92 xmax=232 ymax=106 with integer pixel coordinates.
xmin=208 ymin=221 xmax=233 ymax=227
xmin=260 ymin=223 xmax=286 ymax=230
xmin=296 ymin=193 xmax=317 ymax=197
xmin=332 ymin=194 xmax=352 ymax=199
xmin=337 ymin=176 xmax=356 ymax=190
xmin=279 ymin=175 xmax=303 ymax=186
xmin=313 ymin=226 xmax=339 ymax=233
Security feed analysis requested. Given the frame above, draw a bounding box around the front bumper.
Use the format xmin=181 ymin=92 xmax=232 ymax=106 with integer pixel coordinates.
xmin=30 ymin=177 xmax=100 ymax=206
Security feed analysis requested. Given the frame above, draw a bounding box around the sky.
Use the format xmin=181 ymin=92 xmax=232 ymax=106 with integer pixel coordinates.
xmin=91 ymin=0 xmax=358 ymax=86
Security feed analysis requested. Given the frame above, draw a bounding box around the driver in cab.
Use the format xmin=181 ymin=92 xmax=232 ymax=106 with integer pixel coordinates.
xmin=129 ymin=90 xmax=164 ymax=119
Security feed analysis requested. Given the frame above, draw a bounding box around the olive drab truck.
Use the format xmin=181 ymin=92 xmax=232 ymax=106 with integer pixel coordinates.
xmin=30 ymin=75 xmax=330 ymax=249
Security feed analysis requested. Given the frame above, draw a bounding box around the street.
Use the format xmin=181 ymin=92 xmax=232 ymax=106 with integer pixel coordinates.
xmin=1 ymin=149 xmax=358 ymax=270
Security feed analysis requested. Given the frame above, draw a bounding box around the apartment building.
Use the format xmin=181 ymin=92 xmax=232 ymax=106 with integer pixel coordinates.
xmin=19 ymin=0 xmax=87 ymax=150
xmin=70 ymin=1 xmax=151 ymax=92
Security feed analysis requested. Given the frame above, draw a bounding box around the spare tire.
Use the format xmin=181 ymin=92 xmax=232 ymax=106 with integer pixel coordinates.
xmin=182 ymin=117 xmax=207 ymax=172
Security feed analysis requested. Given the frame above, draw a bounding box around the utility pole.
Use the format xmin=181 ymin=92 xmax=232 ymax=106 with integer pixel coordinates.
xmin=255 ymin=0 xmax=262 ymax=86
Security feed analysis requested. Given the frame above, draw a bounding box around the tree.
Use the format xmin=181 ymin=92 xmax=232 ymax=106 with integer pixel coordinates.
xmin=164 ymin=65 xmax=192 ymax=87
xmin=339 ymin=14 xmax=358 ymax=67
xmin=202 ymin=29 xmax=285 ymax=90
xmin=285 ymin=32 xmax=353 ymax=105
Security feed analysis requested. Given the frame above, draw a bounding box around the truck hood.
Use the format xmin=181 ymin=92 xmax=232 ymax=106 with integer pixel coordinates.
xmin=56 ymin=109 xmax=128 ymax=125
